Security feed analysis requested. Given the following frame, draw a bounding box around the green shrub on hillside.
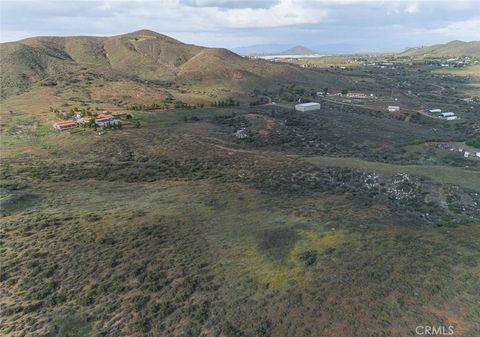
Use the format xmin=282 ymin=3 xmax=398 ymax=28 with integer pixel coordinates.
xmin=465 ymin=135 xmax=480 ymax=148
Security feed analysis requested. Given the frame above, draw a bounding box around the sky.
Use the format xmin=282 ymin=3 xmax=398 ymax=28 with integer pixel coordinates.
xmin=1 ymin=0 xmax=479 ymax=54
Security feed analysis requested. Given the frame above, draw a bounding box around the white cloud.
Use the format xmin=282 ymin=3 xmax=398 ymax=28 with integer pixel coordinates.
xmin=420 ymin=17 xmax=480 ymax=39
xmin=405 ymin=2 xmax=419 ymax=14
xmin=0 ymin=0 xmax=479 ymax=51
xmin=213 ymin=0 xmax=329 ymax=28
xmin=96 ymin=3 xmax=112 ymax=11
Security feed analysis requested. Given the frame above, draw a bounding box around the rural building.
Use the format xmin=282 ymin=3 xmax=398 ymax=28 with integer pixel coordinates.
xmin=346 ymin=92 xmax=367 ymax=99
xmin=295 ymin=102 xmax=321 ymax=112
xmin=53 ymin=120 xmax=77 ymax=131
xmin=387 ymin=106 xmax=400 ymax=112
xmin=476 ymin=152 xmax=480 ymax=158
xmin=429 ymin=109 xmax=442 ymax=114
xmin=76 ymin=116 xmax=92 ymax=124
xmin=445 ymin=116 xmax=458 ymax=120
xmin=440 ymin=112 xmax=455 ymax=117
xmin=95 ymin=114 xmax=119 ymax=127
xmin=464 ymin=152 xmax=470 ymax=158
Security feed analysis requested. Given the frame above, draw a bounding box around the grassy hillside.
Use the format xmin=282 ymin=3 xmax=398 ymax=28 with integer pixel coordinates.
xmin=400 ymin=40 xmax=480 ymax=58
xmin=0 ymin=30 xmax=315 ymax=101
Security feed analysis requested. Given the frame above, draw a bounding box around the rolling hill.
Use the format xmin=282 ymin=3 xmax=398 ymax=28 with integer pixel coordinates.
xmin=0 ymin=30 xmax=317 ymax=101
xmin=399 ymin=40 xmax=480 ymax=58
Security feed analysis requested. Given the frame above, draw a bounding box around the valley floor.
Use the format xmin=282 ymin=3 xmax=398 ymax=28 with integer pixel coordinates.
xmin=1 ymin=102 xmax=480 ymax=337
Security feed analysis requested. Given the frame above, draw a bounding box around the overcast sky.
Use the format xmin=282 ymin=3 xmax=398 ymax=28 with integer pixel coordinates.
xmin=1 ymin=0 xmax=479 ymax=53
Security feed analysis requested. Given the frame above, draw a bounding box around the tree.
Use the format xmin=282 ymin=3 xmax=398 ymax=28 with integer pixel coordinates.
xmin=341 ymin=89 xmax=348 ymax=95
xmin=134 ymin=121 xmax=141 ymax=128
xmin=323 ymin=87 xmax=329 ymax=96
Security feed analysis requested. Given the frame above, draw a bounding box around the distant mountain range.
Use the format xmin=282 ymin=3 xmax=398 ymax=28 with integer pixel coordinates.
xmin=237 ymin=40 xmax=480 ymax=58
xmin=245 ymin=45 xmax=321 ymax=58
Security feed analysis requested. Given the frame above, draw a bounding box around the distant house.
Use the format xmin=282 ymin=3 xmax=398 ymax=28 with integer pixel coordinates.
xmin=53 ymin=120 xmax=77 ymax=131
xmin=95 ymin=114 xmax=119 ymax=127
xmin=476 ymin=152 xmax=480 ymax=158
xmin=440 ymin=112 xmax=455 ymax=118
xmin=429 ymin=109 xmax=442 ymax=114
xmin=445 ymin=116 xmax=458 ymax=121
xmin=387 ymin=106 xmax=400 ymax=112
xmin=346 ymin=92 xmax=367 ymax=99
xmin=464 ymin=152 xmax=470 ymax=158
xmin=295 ymin=102 xmax=320 ymax=112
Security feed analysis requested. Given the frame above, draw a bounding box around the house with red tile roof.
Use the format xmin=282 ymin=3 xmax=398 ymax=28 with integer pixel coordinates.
xmin=95 ymin=114 xmax=119 ymax=127
xmin=53 ymin=120 xmax=77 ymax=131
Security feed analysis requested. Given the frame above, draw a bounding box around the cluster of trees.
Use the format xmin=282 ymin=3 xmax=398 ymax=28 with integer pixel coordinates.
xmin=211 ymin=98 xmax=239 ymax=107
xmin=79 ymin=119 xmax=123 ymax=131
xmin=466 ymin=135 xmax=480 ymax=148
xmin=50 ymin=106 xmax=103 ymax=119
xmin=127 ymin=101 xmax=205 ymax=111
xmin=174 ymin=101 xmax=203 ymax=109
xmin=127 ymin=103 xmax=168 ymax=111
xmin=51 ymin=108 xmax=74 ymax=120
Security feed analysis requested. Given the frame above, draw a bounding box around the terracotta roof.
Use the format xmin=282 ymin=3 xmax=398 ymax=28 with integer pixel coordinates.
xmin=96 ymin=114 xmax=113 ymax=119
xmin=54 ymin=120 xmax=76 ymax=126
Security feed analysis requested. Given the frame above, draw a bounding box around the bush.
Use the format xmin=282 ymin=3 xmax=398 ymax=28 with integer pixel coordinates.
xmin=465 ymin=135 xmax=480 ymax=148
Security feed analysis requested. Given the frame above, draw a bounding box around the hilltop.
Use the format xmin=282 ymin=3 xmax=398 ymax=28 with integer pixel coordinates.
xmin=399 ymin=40 xmax=480 ymax=58
xmin=0 ymin=30 xmax=316 ymax=101
xmin=280 ymin=45 xmax=317 ymax=55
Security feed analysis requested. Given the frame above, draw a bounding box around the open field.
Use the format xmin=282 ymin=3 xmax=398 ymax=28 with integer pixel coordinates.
xmin=2 ymin=96 xmax=480 ymax=336
xmin=2 ymin=173 xmax=480 ymax=337
xmin=432 ymin=65 xmax=480 ymax=96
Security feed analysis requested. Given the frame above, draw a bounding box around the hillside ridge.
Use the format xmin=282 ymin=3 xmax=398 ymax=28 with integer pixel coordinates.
xmin=0 ymin=30 xmax=312 ymax=100
xmin=400 ymin=40 xmax=480 ymax=57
